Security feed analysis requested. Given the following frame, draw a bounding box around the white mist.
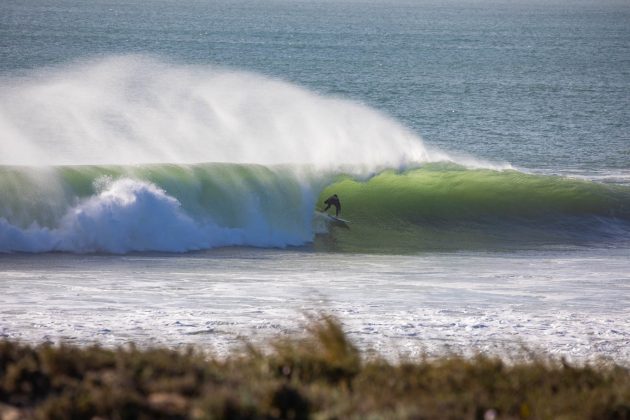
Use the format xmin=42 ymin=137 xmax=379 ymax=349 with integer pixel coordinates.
xmin=0 ymin=55 xmax=449 ymax=168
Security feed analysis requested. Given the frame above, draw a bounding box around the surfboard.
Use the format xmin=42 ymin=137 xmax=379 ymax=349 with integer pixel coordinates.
xmin=329 ymin=215 xmax=350 ymax=224
xmin=315 ymin=211 xmax=350 ymax=228
xmin=327 ymin=214 xmax=350 ymax=229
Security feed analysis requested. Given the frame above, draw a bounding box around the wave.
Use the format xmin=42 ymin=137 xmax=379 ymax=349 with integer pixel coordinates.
xmin=326 ymin=164 xmax=630 ymax=222
xmin=1 ymin=56 xmax=626 ymax=253
xmin=0 ymin=164 xmax=322 ymax=253
xmin=317 ymin=164 xmax=630 ymax=252
xmin=1 ymin=163 xmax=629 ymax=254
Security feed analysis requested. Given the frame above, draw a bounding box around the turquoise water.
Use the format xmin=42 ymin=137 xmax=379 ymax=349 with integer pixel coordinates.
xmin=1 ymin=0 xmax=629 ymax=361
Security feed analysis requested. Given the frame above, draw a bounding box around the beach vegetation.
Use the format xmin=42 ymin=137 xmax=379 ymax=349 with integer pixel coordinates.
xmin=0 ymin=315 xmax=628 ymax=419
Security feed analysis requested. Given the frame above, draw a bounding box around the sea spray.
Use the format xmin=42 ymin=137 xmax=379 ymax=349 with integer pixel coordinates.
xmin=0 ymin=55 xmax=492 ymax=169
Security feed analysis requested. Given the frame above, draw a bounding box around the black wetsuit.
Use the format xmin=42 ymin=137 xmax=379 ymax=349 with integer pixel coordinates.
xmin=324 ymin=195 xmax=341 ymax=217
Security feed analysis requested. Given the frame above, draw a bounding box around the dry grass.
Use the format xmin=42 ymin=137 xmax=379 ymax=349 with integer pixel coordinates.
xmin=1 ymin=315 xmax=628 ymax=419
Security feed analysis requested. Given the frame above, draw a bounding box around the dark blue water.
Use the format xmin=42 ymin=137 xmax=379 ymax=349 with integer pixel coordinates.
xmin=2 ymin=0 xmax=629 ymax=173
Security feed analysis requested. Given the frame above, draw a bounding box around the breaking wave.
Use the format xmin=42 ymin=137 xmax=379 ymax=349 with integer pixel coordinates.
xmin=1 ymin=163 xmax=629 ymax=254
xmin=1 ymin=56 xmax=627 ymax=253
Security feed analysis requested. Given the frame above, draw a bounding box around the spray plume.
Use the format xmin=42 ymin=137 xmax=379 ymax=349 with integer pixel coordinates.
xmin=0 ymin=55 xmax=459 ymax=168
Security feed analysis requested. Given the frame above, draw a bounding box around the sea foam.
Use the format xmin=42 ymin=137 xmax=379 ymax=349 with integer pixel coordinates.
xmin=0 ymin=177 xmax=313 ymax=253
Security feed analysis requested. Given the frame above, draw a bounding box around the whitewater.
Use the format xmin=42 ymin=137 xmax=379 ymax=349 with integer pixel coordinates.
xmin=1 ymin=0 xmax=629 ymax=364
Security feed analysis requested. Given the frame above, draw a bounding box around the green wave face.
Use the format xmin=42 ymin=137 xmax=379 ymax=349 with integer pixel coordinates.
xmin=2 ymin=163 xmax=630 ymax=253
xmin=316 ymin=165 xmax=630 ymax=253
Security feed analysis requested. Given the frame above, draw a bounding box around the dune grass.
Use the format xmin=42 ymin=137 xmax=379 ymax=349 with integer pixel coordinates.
xmin=1 ymin=315 xmax=628 ymax=419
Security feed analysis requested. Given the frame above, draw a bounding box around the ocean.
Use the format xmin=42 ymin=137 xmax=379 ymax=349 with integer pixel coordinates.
xmin=1 ymin=0 xmax=629 ymax=363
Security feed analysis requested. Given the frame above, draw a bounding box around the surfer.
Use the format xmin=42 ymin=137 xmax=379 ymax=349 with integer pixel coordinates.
xmin=323 ymin=194 xmax=341 ymax=217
